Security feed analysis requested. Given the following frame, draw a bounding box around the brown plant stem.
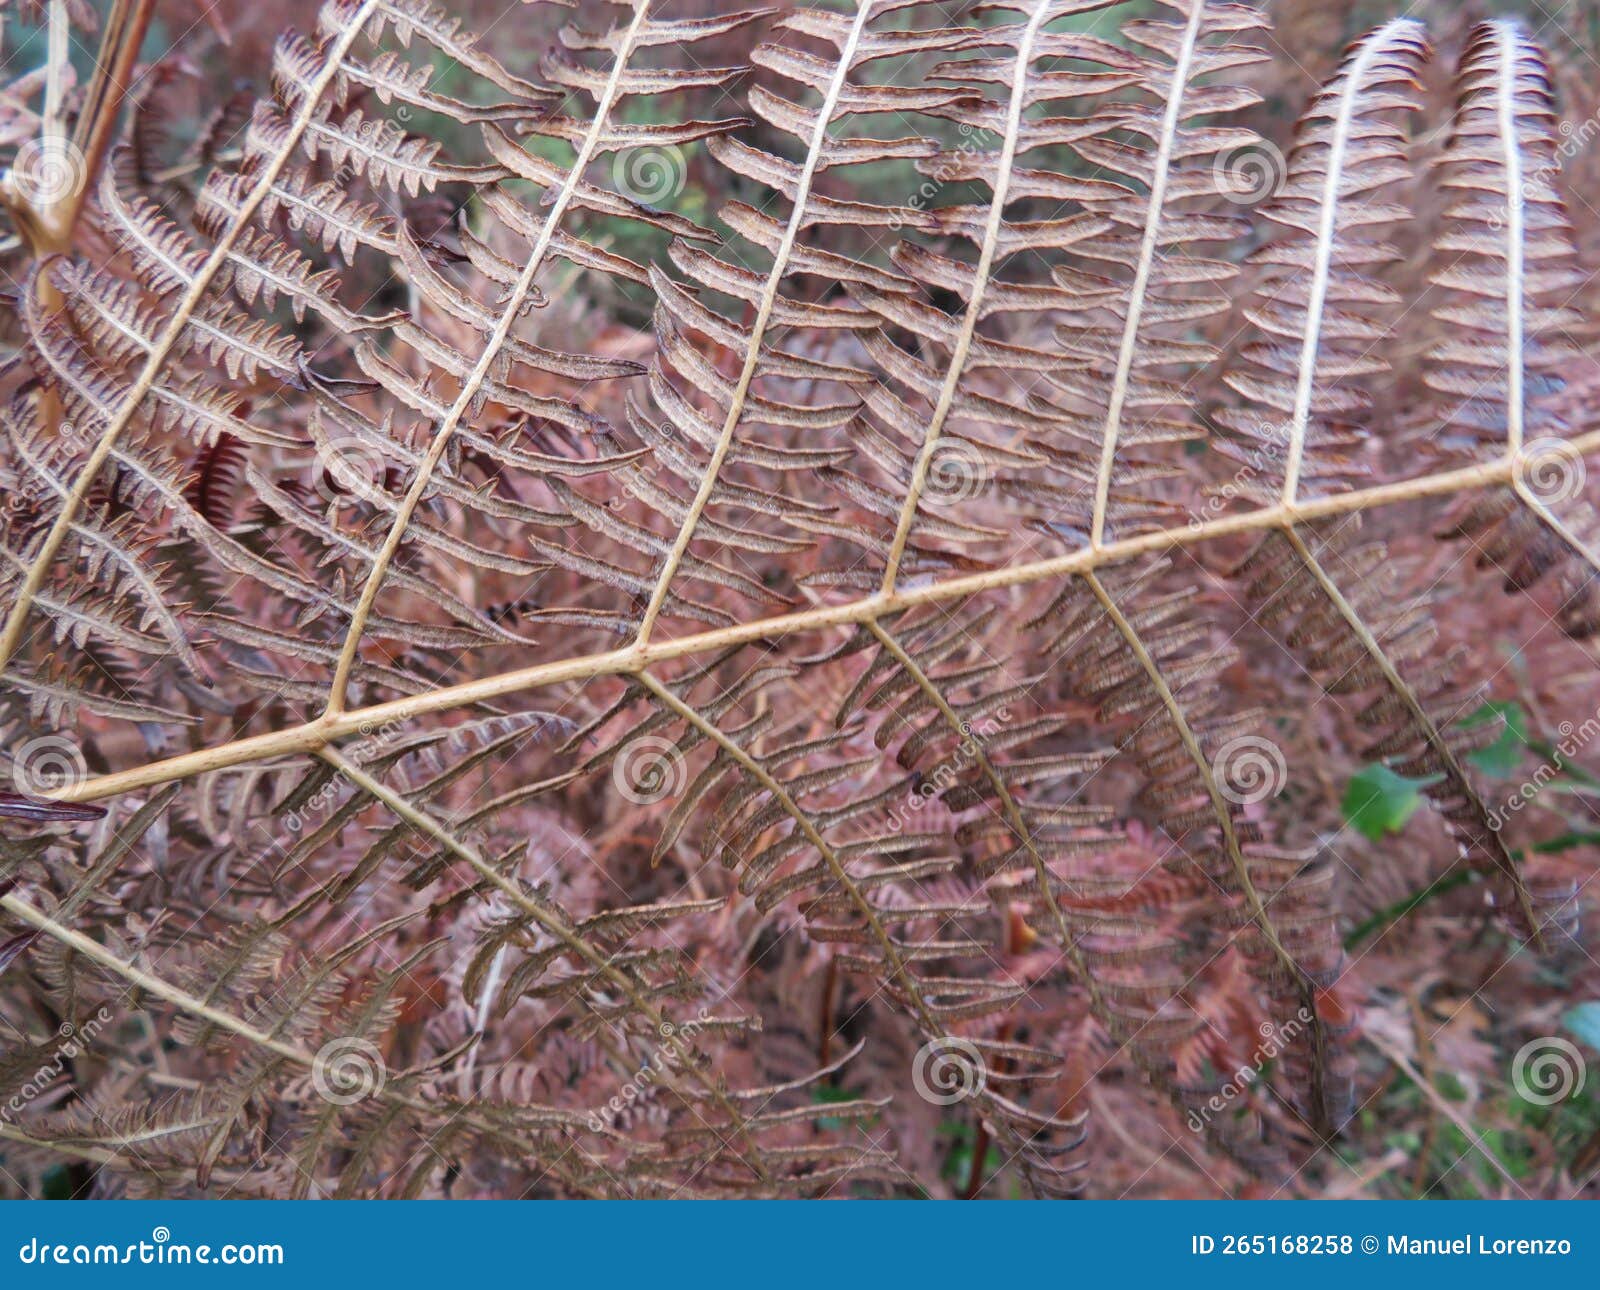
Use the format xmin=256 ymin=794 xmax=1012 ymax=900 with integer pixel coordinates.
xmin=65 ymin=0 xmax=157 ymax=244
xmin=46 ymin=433 xmax=1600 ymax=806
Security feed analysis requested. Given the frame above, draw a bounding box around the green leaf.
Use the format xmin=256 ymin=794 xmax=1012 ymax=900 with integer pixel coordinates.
xmin=1533 ymin=830 xmax=1600 ymax=854
xmin=810 ymin=1082 xmax=866 ymax=1132
xmin=1562 ymin=1002 xmax=1600 ymax=1053
xmin=40 ymin=1165 xmax=75 ymax=1200
xmin=1342 ymin=764 xmax=1436 ymax=840
xmin=1462 ymin=701 xmax=1529 ymax=778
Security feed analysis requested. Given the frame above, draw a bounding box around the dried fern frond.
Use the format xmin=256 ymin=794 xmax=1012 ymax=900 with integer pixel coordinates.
xmin=0 ymin=0 xmax=1596 ymax=1199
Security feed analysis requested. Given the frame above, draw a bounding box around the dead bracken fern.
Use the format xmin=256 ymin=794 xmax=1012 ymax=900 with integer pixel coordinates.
xmin=0 ymin=0 xmax=1595 ymax=1198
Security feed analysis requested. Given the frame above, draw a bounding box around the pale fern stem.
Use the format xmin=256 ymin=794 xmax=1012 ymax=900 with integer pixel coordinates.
xmin=1082 ymin=569 xmax=1334 ymax=1128
xmin=864 ymin=619 xmax=1114 ymax=1020
xmin=0 ymin=1119 xmax=223 ymax=1172
xmin=1495 ymin=23 xmax=1527 ymax=456
xmin=1280 ymin=526 xmax=1540 ymax=939
xmin=2 ymin=0 xmax=79 ymax=408
xmin=631 ymin=0 xmax=877 ymax=646
xmin=1280 ymin=20 xmax=1413 ymax=506
xmin=0 ymin=890 xmax=605 ymax=1196
xmin=1489 ymin=27 xmax=1600 ymax=573
xmin=636 ymin=671 xmax=939 ymax=1036
xmin=459 ymin=944 xmax=507 ymax=1095
xmin=42 ymin=1 xmax=69 ymax=144
xmin=1270 ymin=21 xmax=1540 ymax=943
xmin=66 ymin=0 xmax=158 ymax=243
xmin=322 ymin=748 xmax=778 ymax=1187
xmin=1087 ymin=0 xmax=1205 ymax=549
xmin=0 ymin=892 xmax=319 ymax=1065
xmin=0 ymin=0 xmax=385 ymax=673
xmin=879 ymin=1 xmax=1050 ymax=594
xmin=325 ymin=0 xmax=656 ymax=714
xmin=51 ymin=426 xmax=1600 ymax=806
xmin=0 ymin=1124 xmax=127 ymax=1171
xmin=1515 ymin=490 xmax=1600 ymax=575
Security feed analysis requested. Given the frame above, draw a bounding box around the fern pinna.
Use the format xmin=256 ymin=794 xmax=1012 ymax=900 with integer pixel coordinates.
xmin=0 ymin=0 xmax=1595 ymax=1198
